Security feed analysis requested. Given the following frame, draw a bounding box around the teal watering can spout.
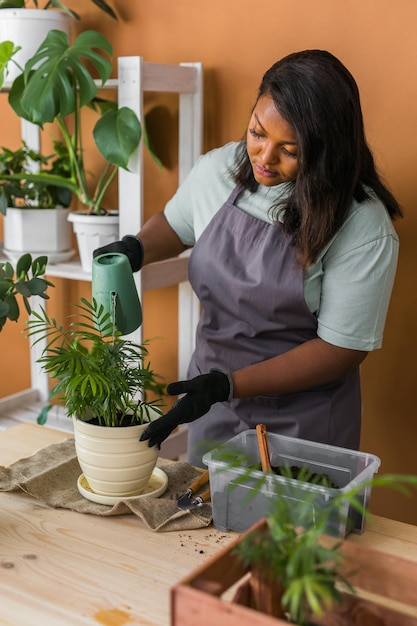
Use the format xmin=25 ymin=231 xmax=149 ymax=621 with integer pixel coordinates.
xmin=92 ymin=253 xmax=142 ymax=335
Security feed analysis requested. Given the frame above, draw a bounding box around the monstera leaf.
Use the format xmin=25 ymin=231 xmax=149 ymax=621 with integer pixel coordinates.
xmin=94 ymin=108 xmax=142 ymax=170
xmin=9 ymin=30 xmax=113 ymax=126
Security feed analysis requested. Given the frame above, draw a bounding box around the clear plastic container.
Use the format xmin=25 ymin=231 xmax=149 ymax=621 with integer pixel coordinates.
xmin=203 ymin=431 xmax=381 ymax=537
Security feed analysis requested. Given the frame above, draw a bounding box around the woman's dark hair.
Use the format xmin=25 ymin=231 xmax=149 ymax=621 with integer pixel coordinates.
xmin=231 ymin=49 xmax=403 ymax=268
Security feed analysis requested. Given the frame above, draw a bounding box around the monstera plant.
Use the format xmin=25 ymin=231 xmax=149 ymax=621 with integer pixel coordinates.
xmin=6 ymin=29 xmax=142 ymax=216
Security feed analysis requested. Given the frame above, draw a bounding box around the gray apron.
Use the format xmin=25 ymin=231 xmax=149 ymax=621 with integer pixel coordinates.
xmin=186 ymin=186 xmax=361 ymax=466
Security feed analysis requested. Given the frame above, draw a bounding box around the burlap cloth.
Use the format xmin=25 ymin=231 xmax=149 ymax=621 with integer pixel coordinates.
xmin=0 ymin=437 xmax=212 ymax=532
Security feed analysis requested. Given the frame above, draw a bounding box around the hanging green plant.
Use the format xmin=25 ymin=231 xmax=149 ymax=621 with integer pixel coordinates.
xmin=0 ymin=253 xmax=53 ymax=331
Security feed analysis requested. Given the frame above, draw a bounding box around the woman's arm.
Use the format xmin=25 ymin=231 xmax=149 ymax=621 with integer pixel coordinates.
xmin=140 ymin=339 xmax=367 ymax=448
xmin=232 ymin=337 xmax=367 ymax=397
xmin=138 ymin=212 xmax=188 ymax=266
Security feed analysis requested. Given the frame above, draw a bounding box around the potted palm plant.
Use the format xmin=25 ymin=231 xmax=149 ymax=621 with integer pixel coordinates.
xmin=0 ymin=252 xmax=52 ymax=331
xmin=5 ymin=29 xmax=144 ymax=271
xmin=0 ymin=1 xmax=117 ymax=84
xmin=0 ymin=140 xmax=74 ymax=262
xmin=25 ymin=296 xmax=167 ymax=502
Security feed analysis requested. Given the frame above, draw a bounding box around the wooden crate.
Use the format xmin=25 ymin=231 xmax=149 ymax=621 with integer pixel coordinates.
xmin=171 ymin=519 xmax=417 ymax=626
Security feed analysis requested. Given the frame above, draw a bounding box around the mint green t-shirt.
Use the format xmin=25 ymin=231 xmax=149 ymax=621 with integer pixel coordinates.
xmin=164 ymin=142 xmax=399 ymax=351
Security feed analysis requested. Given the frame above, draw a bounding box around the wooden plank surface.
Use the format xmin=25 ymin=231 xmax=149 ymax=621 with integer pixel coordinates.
xmin=348 ymin=514 xmax=417 ymax=561
xmin=1 ymin=423 xmax=71 ymax=466
xmin=2 ymin=424 xmax=417 ymax=626
xmin=0 ymin=424 xmax=234 ymax=626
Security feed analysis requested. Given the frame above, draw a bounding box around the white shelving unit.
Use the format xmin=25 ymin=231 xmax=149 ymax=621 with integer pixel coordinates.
xmin=0 ymin=57 xmax=203 ymax=459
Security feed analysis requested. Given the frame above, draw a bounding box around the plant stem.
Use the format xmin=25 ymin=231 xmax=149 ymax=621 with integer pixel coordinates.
xmin=93 ymin=163 xmax=117 ymax=213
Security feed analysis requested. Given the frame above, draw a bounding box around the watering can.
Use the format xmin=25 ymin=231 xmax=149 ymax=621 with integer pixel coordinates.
xmin=92 ymin=252 xmax=142 ymax=335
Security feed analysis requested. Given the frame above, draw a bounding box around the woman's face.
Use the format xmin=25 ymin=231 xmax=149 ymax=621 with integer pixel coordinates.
xmin=246 ymin=94 xmax=299 ymax=186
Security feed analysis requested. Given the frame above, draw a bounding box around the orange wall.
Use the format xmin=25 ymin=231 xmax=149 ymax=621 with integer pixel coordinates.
xmin=1 ymin=0 xmax=417 ymax=524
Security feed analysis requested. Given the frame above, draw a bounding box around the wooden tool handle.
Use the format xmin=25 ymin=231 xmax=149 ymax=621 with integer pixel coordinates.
xmin=192 ymin=487 xmax=211 ymax=507
xmin=187 ymin=469 xmax=210 ymax=493
xmin=199 ymin=487 xmax=211 ymax=503
xmin=256 ymin=423 xmax=272 ymax=472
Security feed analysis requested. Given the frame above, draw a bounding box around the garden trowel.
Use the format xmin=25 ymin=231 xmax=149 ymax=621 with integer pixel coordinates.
xmin=177 ymin=469 xmax=211 ymax=510
xmin=92 ymin=252 xmax=142 ymax=335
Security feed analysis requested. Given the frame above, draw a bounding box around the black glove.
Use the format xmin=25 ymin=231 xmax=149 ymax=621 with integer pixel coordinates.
xmin=93 ymin=235 xmax=144 ymax=272
xmin=140 ymin=368 xmax=233 ymax=448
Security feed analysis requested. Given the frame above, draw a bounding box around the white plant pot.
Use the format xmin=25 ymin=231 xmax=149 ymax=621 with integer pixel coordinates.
xmin=0 ymin=9 xmax=73 ymax=86
xmin=68 ymin=211 xmax=119 ymax=273
xmin=73 ymin=418 xmax=159 ymax=498
xmin=3 ymin=206 xmax=75 ymax=263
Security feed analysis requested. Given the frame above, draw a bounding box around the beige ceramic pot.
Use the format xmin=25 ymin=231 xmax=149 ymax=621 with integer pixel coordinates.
xmin=73 ymin=418 xmax=159 ymax=497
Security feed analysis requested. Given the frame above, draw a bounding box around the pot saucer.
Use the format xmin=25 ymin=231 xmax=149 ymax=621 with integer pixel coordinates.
xmin=77 ymin=468 xmax=168 ymax=505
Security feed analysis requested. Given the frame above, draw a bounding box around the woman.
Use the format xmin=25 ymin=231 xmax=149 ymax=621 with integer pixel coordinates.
xmin=95 ymin=50 xmax=402 ymax=467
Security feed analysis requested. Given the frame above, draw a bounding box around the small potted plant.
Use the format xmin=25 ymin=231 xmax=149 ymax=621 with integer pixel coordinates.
xmin=0 ymin=140 xmax=74 ymax=262
xmin=172 ymin=470 xmax=417 ymax=626
xmin=5 ymin=29 xmax=145 ymax=270
xmin=25 ymin=296 xmax=166 ymax=501
xmin=0 ymin=252 xmax=53 ymax=332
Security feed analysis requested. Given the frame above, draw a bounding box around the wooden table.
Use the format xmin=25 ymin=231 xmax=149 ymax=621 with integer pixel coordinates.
xmin=1 ymin=424 xmax=417 ymax=626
